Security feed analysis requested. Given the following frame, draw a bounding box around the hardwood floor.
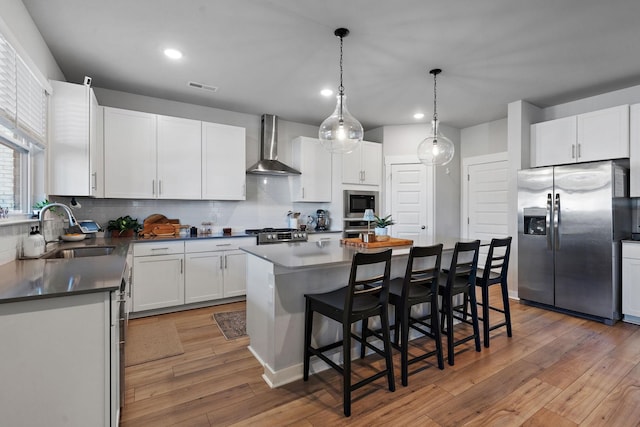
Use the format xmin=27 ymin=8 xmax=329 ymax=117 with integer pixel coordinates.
xmin=121 ymin=288 xmax=640 ymax=426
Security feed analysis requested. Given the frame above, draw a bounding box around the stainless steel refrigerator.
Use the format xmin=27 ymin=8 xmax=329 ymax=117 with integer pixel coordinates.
xmin=518 ymin=160 xmax=631 ymax=324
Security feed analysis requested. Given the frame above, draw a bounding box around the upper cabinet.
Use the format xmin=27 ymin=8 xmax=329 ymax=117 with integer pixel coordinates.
xmin=103 ymin=107 xmax=246 ymax=200
xmin=341 ymin=141 xmax=382 ymax=186
xmin=202 ymin=122 xmax=246 ymax=200
xmin=48 ymin=80 xmax=102 ymax=197
xmin=531 ymin=105 xmax=629 ymax=168
xmin=290 ymin=136 xmax=332 ymax=202
xmin=630 ymin=104 xmax=640 ymax=197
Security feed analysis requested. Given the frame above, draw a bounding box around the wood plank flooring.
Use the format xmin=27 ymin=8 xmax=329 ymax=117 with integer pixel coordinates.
xmin=121 ymin=288 xmax=640 ymax=426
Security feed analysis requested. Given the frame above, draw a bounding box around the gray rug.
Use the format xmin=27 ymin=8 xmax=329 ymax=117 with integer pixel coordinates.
xmin=213 ymin=310 xmax=247 ymax=340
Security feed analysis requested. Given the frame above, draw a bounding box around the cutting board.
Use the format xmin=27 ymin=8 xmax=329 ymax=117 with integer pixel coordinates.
xmin=340 ymin=237 xmax=413 ymax=248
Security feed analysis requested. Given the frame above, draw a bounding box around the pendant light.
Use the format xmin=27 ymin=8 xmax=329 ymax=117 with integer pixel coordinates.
xmin=319 ymin=28 xmax=363 ymax=154
xmin=417 ymin=68 xmax=455 ymax=166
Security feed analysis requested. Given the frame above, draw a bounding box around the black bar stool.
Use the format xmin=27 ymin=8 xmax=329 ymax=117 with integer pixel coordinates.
xmin=438 ymin=240 xmax=481 ymax=366
xmin=475 ymin=237 xmax=513 ymax=347
xmin=387 ymin=244 xmax=445 ymax=386
xmin=303 ymin=249 xmax=395 ymax=417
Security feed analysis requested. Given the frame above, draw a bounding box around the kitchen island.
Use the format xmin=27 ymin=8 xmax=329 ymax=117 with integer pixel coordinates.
xmin=241 ymin=239 xmax=471 ymax=387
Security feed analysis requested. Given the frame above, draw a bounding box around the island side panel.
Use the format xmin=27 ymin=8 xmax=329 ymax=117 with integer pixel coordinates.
xmin=246 ymin=255 xmax=276 ymax=371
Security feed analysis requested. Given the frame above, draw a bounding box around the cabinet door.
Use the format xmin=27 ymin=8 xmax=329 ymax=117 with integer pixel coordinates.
xmin=631 ymin=104 xmax=640 ymax=197
xmin=104 ymin=108 xmax=157 ymax=198
xmin=623 ymin=256 xmax=640 ymax=318
xmin=223 ymin=250 xmax=247 ymax=297
xmin=291 ymin=137 xmax=332 ymax=202
xmin=157 ymin=115 xmax=202 ymax=199
xmin=530 ymin=116 xmax=576 ymax=167
xmin=361 ymin=141 xmax=382 ymax=185
xmin=48 ymin=81 xmax=92 ymax=196
xmin=202 ymin=122 xmax=246 ymax=200
xmin=89 ymin=97 xmax=104 ymax=198
xmin=132 ymin=254 xmax=184 ymax=311
xmin=577 ymin=105 xmax=629 ymax=163
xmin=341 ymin=146 xmax=362 ymax=184
xmin=185 ymin=252 xmax=224 ymax=303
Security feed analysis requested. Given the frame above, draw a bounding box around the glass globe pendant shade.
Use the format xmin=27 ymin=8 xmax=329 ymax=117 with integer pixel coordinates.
xmin=417 ymin=119 xmax=455 ymax=166
xmin=319 ymin=94 xmax=363 ymax=154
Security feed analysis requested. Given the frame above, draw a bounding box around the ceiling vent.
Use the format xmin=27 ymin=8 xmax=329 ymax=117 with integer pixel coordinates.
xmin=187 ymin=81 xmax=218 ymax=92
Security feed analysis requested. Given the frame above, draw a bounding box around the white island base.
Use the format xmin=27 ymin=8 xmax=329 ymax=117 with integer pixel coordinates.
xmin=244 ymin=240 xmax=425 ymax=387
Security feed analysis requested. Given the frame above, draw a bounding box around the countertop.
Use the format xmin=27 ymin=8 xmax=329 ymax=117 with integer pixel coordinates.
xmin=240 ymin=238 xmax=483 ymax=269
xmin=0 ymin=237 xmax=131 ymax=304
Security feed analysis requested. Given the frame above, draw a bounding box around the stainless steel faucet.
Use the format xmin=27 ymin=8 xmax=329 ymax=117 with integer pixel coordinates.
xmin=39 ymin=203 xmax=78 ymax=244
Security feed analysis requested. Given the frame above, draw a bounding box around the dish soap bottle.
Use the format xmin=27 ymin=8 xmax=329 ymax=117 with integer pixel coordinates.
xmin=23 ymin=226 xmax=45 ymax=258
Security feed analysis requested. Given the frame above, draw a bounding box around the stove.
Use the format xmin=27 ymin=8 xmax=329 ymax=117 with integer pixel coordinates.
xmin=245 ymin=228 xmax=308 ymax=245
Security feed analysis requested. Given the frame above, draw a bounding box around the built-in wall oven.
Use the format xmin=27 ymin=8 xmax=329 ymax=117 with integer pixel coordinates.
xmin=343 ymin=190 xmax=379 ymax=238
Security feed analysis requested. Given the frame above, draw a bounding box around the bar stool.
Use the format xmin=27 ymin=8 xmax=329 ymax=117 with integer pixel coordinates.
xmin=439 ymin=240 xmax=481 ymax=366
xmin=387 ymin=244 xmax=445 ymax=386
xmin=475 ymin=237 xmax=512 ymax=348
xmin=303 ymin=249 xmax=395 ymax=417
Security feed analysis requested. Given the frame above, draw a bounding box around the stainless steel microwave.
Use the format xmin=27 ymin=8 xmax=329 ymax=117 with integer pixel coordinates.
xmin=344 ymin=190 xmax=379 ymax=218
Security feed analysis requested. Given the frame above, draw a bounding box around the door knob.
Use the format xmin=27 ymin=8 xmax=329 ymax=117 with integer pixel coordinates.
xmin=421 ymin=226 xmax=426 ymax=229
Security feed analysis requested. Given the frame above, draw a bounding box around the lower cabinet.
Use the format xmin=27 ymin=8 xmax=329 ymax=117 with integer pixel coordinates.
xmin=132 ymin=238 xmax=255 ymax=313
xmin=622 ymin=242 xmax=640 ymax=322
xmin=307 ymin=232 xmax=343 ymax=243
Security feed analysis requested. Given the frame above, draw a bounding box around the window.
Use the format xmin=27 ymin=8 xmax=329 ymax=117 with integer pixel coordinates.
xmin=0 ymin=139 xmax=23 ymax=211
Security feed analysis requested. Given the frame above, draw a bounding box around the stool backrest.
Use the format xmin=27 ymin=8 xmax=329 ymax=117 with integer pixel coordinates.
xmin=345 ymin=249 xmax=392 ymax=312
xmin=445 ymin=240 xmax=481 ymax=290
xmin=482 ymin=237 xmax=512 ymax=283
xmin=402 ymin=244 xmax=443 ymax=299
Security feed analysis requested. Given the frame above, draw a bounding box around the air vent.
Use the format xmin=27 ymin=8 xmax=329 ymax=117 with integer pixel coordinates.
xmin=187 ymin=81 xmax=218 ymax=92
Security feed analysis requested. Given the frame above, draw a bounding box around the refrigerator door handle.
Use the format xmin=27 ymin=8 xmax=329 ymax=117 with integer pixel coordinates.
xmin=554 ymin=193 xmax=560 ymax=250
xmin=546 ymin=193 xmax=553 ymax=250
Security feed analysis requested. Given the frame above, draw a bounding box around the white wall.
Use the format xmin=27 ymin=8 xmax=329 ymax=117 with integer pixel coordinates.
xmin=460 ymin=118 xmax=508 ymax=158
xmin=542 ymin=83 xmax=640 ymax=121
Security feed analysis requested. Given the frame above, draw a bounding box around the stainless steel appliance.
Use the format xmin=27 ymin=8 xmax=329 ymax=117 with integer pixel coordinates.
xmin=344 ymin=190 xmax=379 ymax=218
xmin=246 ymin=228 xmax=308 ymax=245
xmin=518 ymin=160 xmax=631 ymax=324
xmin=315 ymin=209 xmax=329 ymax=231
xmin=246 ymin=114 xmax=301 ymax=175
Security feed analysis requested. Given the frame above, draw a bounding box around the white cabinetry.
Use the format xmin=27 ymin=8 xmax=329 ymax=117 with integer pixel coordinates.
xmin=132 ymin=241 xmax=185 ymax=311
xmin=157 ymin=115 xmax=202 ymax=199
xmin=184 ymin=237 xmax=254 ymax=302
xmin=0 ymin=292 xmax=118 ymax=426
xmin=48 ymin=80 xmax=102 ymax=197
xmin=622 ymin=242 xmax=640 ymax=323
xmin=307 ymin=232 xmax=342 ymax=243
xmin=630 ymin=104 xmax=640 ymax=197
xmin=202 ymin=121 xmax=246 ymax=200
xmin=104 ymin=107 xmax=157 ymax=198
xmin=531 ymin=105 xmax=629 ymax=167
xmin=291 ymin=136 xmax=332 ymax=202
xmin=342 ymin=141 xmax=382 ymax=185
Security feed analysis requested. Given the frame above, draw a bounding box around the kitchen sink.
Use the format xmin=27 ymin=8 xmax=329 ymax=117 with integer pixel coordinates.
xmin=42 ymin=245 xmax=116 ymax=259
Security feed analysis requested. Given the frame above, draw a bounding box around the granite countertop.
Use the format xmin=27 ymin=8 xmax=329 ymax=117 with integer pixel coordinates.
xmin=0 ymin=237 xmax=131 ymax=304
xmin=240 ymin=238 xmax=484 ymax=269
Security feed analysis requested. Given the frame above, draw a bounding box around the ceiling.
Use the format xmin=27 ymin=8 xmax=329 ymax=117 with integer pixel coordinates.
xmin=22 ymin=0 xmax=640 ymax=130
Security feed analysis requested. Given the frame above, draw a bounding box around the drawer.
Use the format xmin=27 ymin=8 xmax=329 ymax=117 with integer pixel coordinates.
xmin=133 ymin=241 xmax=184 ymax=256
xmin=185 ymin=237 xmax=255 ymax=253
xmin=623 ymin=242 xmax=640 ymax=259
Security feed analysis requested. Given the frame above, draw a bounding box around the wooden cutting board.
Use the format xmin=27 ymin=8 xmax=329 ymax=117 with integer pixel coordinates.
xmin=340 ymin=237 xmax=413 ymax=248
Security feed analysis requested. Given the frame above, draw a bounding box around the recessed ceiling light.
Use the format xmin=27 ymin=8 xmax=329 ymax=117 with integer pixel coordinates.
xmin=320 ymin=89 xmax=333 ymax=97
xmin=414 ymin=113 xmax=425 ymax=119
xmin=164 ymin=48 xmax=183 ymax=59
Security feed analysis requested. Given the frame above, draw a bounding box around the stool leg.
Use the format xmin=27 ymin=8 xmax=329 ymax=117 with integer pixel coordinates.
xmin=343 ymin=321 xmax=352 ymax=417
xmin=400 ymin=302 xmax=410 ymax=386
xmin=501 ymin=279 xmax=513 ymax=337
xmin=469 ymin=286 xmax=481 ymax=352
xmin=431 ymin=297 xmax=444 ymax=370
xmin=303 ymin=299 xmax=313 ymax=381
xmin=380 ymin=308 xmax=396 ymax=392
xmin=482 ymin=284 xmax=490 ymax=348
xmin=445 ymin=293 xmax=455 ymax=366
xmin=393 ymin=303 xmax=401 ymax=346
xmin=360 ymin=318 xmax=368 ymax=359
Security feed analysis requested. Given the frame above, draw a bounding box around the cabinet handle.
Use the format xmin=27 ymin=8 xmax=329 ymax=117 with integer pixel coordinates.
xmin=219 ymin=256 xmax=223 ymax=270
xmin=571 ymin=144 xmax=576 ymax=159
xmin=577 ymin=143 xmax=581 ymax=158
xmin=180 ymin=259 xmax=183 ymax=274
xmin=362 ymin=170 xmax=366 ymax=182
xmin=302 ymin=187 xmax=305 ymax=199
xmin=159 ymin=180 xmax=162 ymax=195
xmin=216 ymin=243 xmax=232 ymax=247
xmin=150 ymin=247 xmax=170 ymax=251
xmin=224 ymin=255 xmax=228 ymax=269
xmin=91 ymin=172 xmax=97 ymax=190
xmin=152 ymin=179 xmax=156 ymax=195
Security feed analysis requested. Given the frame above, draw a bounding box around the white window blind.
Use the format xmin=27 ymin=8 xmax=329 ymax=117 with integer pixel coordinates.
xmin=0 ymin=32 xmax=46 ymax=146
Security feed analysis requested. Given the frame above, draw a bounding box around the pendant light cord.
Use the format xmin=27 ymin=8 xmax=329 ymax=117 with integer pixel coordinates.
xmin=432 ymin=70 xmax=438 ymax=123
xmin=338 ymin=34 xmax=344 ymax=120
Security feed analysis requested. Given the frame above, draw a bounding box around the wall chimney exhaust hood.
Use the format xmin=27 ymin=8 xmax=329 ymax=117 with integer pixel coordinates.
xmin=246 ymin=114 xmax=301 ymax=176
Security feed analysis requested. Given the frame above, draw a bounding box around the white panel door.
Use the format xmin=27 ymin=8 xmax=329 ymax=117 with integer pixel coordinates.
xmin=223 ymin=251 xmax=247 ymax=297
xmin=466 ymin=159 xmax=509 ymax=242
xmin=577 ymin=104 xmax=629 ymax=163
xmin=185 ymin=252 xmax=224 ymax=303
xmin=202 ymin=121 xmax=246 ymax=200
xmin=389 ymin=163 xmax=432 ymax=246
